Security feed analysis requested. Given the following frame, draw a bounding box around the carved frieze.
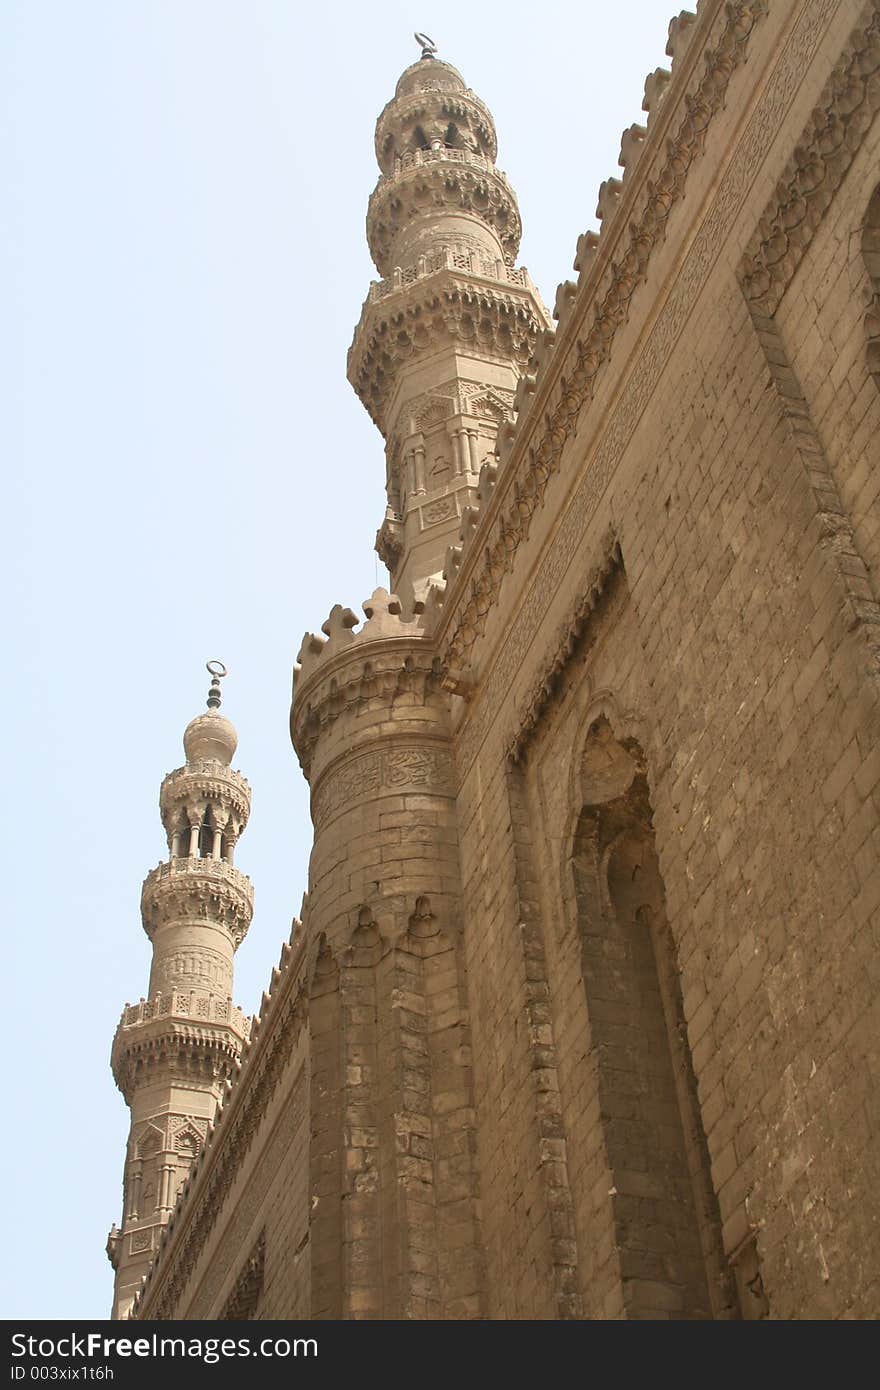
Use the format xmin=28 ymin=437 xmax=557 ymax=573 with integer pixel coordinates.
xmin=111 ymin=1014 xmax=246 ymax=1102
xmin=349 ymin=270 xmax=546 ymax=432
xmin=375 ymin=87 xmax=498 ymax=174
xmin=740 ymin=4 xmax=880 ymax=315
xmin=311 ymin=743 xmax=456 ymax=829
xmin=160 ymin=763 xmax=251 ymax=829
xmin=141 ymin=858 xmax=254 ymax=947
xmin=367 ymin=156 xmax=521 ymax=274
xmin=292 ymin=641 xmax=447 ymax=778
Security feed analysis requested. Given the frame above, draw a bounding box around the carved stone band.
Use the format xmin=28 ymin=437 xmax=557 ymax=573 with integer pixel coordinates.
xmin=311 ymin=743 xmax=456 ymax=829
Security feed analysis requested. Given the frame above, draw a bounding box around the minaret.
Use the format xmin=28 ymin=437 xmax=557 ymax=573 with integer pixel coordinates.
xmin=289 ymin=43 xmax=549 ymax=1320
xmin=348 ymin=35 xmax=551 ymax=612
xmin=107 ymin=663 xmax=253 ymax=1319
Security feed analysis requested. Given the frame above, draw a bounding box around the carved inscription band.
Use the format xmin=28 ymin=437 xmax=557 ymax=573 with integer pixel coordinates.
xmin=312 ymin=745 xmax=456 ymax=829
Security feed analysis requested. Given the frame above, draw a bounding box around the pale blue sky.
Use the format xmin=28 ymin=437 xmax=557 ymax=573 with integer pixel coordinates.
xmin=3 ymin=1 xmax=667 ymax=1318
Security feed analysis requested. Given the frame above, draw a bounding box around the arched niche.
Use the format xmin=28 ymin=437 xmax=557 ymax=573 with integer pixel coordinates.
xmin=570 ymin=715 xmax=738 ymax=1319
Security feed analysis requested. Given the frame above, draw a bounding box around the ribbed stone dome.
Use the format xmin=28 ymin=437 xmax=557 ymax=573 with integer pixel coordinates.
xmin=394 ymin=57 xmax=466 ymax=99
xmin=183 ymin=711 xmax=237 ymax=766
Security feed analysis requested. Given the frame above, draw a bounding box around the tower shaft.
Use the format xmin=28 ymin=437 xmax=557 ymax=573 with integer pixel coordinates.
xmin=107 ymin=673 xmax=253 ymax=1319
xmin=348 ymin=52 xmax=551 ymax=611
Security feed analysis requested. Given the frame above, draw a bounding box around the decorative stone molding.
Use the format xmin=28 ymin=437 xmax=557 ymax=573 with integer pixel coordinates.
xmin=864 ymin=184 xmax=880 ymax=392
xmin=311 ymin=742 xmax=456 ymax=830
xmin=367 ymin=154 xmax=521 ymax=274
xmin=376 ymin=512 xmax=405 ymax=569
xmin=141 ymin=857 xmax=254 ymax=948
xmin=293 ymin=641 xmax=446 ymax=778
xmin=439 ymin=0 xmax=769 ymax=678
xmin=290 ymin=588 xmax=449 ymax=774
xmin=160 ymin=762 xmax=251 ymax=830
xmin=505 ymin=761 xmax=583 ymax=1317
xmin=375 ymin=85 xmax=498 ymax=173
xmin=507 ymin=537 xmax=623 ymax=762
xmin=111 ymin=1013 xmax=246 ymax=1103
xmin=348 ymin=269 xmax=547 ymax=431
xmin=366 ymin=246 xmax=533 ymax=306
xmin=221 ymin=1231 xmax=266 ymax=1320
xmin=119 ymin=993 xmax=251 ymax=1035
xmin=741 ymin=3 xmax=880 ymax=315
xmin=735 ymin=4 xmax=880 ymax=686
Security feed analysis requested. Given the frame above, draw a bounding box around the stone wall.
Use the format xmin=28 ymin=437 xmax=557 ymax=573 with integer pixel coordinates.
xmin=132 ymin=0 xmax=880 ymax=1321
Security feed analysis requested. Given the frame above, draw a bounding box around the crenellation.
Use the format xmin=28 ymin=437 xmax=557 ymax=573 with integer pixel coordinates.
xmin=642 ymin=65 xmax=673 ymax=121
xmin=595 ymin=177 xmax=623 ymax=227
xmin=618 ymin=122 xmax=648 ymax=175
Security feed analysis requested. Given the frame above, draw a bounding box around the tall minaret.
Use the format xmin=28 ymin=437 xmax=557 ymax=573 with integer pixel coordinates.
xmin=348 ymin=35 xmax=551 ymax=612
xmin=107 ymin=664 xmax=253 ymax=1319
xmin=289 ymin=44 xmax=549 ymax=1320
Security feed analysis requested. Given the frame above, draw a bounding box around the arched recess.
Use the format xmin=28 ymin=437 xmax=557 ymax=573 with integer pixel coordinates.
xmin=570 ymin=715 xmax=737 ymax=1319
xmin=862 ymin=185 xmax=880 ymax=392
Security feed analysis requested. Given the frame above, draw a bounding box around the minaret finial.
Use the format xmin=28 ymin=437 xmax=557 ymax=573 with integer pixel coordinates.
xmin=206 ymin=659 xmax=227 ymax=710
xmin=414 ymin=31 xmax=436 ymax=59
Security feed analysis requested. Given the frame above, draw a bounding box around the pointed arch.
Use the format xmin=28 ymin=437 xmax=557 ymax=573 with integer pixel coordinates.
xmin=568 ymin=713 xmax=739 ymax=1319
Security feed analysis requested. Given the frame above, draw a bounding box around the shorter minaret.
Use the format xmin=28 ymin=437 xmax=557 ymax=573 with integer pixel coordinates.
xmin=107 ymin=663 xmax=253 ymax=1319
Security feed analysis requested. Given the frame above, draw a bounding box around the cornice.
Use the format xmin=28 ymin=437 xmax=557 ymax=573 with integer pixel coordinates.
xmin=367 ymin=155 xmax=521 ymax=275
xmin=160 ymin=763 xmax=251 ymax=826
xmin=348 ymin=265 xmax=547 ymax=431
xmin=506 ymin=535 xmax=623 ymax=763
xmin=141 ymin=858 xmax=254 ymax=947
xmin=111 ymin=1015 xmax=245 ymax=1102
xmin=434 ymin=0 xmax=768 ymax=677
xmin=375 ymin=88 xmax=498 ymax=171
xmin=291 ymin=632 xmax=445 ymax=778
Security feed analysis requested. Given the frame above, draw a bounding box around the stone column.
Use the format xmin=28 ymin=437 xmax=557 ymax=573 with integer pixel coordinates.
xmin=126 ymin=1161 xmax=143 ymax=1222
xmin=414 ymin=445 xmax=426 ymax=496
xmin=466 ymin=429 xmax=479 ymax=474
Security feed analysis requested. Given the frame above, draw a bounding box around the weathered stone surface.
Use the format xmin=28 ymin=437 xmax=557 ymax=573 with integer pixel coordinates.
xmin=119 ymin=5 xmax=880 ymax=1322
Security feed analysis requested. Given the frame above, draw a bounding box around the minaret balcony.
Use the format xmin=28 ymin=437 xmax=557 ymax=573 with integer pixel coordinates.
xmin=111 ymin=992 xmax=249 ymax=1101
xmin=365 ymin=246 xmax=535 ymax=306
xmin=384 ymin=144 xmax=506 ymax=184
xmin=367 ymin=158 xmax=522 ymax=276
xmin=118 ymin=991 xmax=251 ymax=1036
xmin=141 ymin=856 xmax=254 ymax=947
